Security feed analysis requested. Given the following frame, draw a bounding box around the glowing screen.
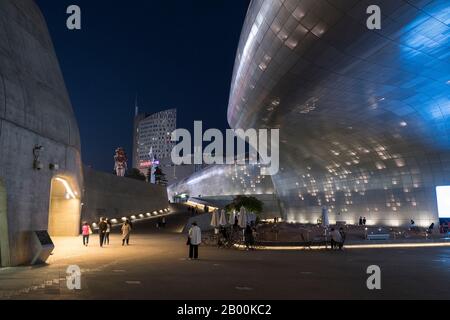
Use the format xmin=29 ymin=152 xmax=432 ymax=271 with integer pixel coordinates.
xmin=436 ymin=186 xmax=450 ymax=218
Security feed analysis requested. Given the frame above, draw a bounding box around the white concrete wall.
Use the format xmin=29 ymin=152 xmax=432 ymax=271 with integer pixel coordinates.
xmin=82 ymin=167 xmax=169 ymax=224
xmin=0 ymin=0 xmax=83 ymax=266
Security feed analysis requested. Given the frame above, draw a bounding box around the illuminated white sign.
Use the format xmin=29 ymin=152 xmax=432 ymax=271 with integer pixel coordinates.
xmin=436 ymin=186 xmax=450 ymax=218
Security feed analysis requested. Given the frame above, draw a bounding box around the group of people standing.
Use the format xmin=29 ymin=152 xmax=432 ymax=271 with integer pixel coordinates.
xmin=97 ymin=218 xmax=112 ymax=247
xmin=81 ymin=217 xmax=132 ymax=247
xmin=359 ymin=217 xmax=367 ymax=226
xmin=187 ymin=206 xmax=199 ymax=216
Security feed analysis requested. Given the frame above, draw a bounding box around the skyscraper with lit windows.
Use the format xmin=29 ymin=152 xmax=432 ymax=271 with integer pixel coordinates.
xmin=133 ymin=108 xmax=177 ymax=174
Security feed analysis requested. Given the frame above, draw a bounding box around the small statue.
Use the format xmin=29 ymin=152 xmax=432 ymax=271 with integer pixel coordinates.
xmin=114 ymin=147 xmax=128 ymax=177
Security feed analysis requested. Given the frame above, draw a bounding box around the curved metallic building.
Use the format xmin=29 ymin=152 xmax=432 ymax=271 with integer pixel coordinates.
xmin=168 ymin=164 xmax=281 ymax=216
xmin=227 ymin=0 xmax=450 ymax=227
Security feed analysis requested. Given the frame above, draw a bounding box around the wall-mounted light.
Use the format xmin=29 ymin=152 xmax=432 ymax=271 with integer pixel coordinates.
xmin=33 ymin=145 xmax=44 ymax=170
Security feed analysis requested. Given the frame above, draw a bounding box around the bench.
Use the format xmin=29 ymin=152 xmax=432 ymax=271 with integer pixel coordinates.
xmin=367 ymin=234 xmax=390 ymax=241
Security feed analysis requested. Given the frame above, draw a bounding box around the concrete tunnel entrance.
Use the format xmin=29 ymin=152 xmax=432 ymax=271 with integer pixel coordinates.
xmin=48 ymin=176 xmax=81 ymax=237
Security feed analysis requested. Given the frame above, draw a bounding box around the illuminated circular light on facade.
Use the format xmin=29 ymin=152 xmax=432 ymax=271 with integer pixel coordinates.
xmin=121 ymin=217 xmax=127 ymax=222
xmin=375 ymin=162 xmax=386 ymax=170
xmin=146 ymin=213 xmax=151 ymax=217
xmin=152 ymin=211 xmax=158 ymax=215
xmin=139 ymin=214 xmax=145 ymax=219
xmin=395 ymin=158 xmax=406 ymax=167
xmin=131 ymin=215 xmax=137 ymax=220
xmin=111 ymin=219 xmax=118 ymax=224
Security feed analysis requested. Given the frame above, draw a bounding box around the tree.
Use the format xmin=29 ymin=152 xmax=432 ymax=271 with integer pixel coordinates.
xmin=126 ymin=168 xmax=146 ymax=181
xmin=154 ymin=166 xmax=168 ymax=186
xmin=225 ymin=195 xmax=263 ymax=214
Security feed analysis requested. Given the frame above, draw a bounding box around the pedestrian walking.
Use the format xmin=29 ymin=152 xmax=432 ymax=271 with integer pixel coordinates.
xmin=244 ymin=224 xmax=255 ymax=250
xmin=82 ymin=222 xmax=91 ymax=247
xmin=330 ymin=228 xmax=343 ymax=250
xmin=188 ymin=222 xmax=202 ymax=260
xmin=104 ymin=218 xmax=112 ymax=245
xmin=157 ymin=217 xmax=162 ymax=229
xmin=338 ymin=227 xmax=346 ymax=250
xmin=121 ymin=219 xmax=132 ymax=246
xmin=98 ymin=217 xmax=108 ymax=247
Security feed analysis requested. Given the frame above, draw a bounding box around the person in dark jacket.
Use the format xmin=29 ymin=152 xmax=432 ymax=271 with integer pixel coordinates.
xmin=98 ymin=217 xmax=108 ymax=247
xmin=338 ymin=227 xmax=346 ymax=250
xmin=244 ymin=224 xmax=255 ymax=250
xmin=103 ymin=218 xmax=112 ymax=246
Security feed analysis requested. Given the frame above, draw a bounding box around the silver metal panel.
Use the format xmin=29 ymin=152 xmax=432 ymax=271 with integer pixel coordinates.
xmin=226 ymin=0 xmax=450 ymax=227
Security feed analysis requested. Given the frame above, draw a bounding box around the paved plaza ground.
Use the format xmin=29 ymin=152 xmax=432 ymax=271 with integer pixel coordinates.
xmin=0 ymin=210 xmax=449 ymax=300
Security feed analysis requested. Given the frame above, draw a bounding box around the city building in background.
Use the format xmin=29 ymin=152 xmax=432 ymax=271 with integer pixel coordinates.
xmin=132 ymin=107 xmax=177 ymax=174
xmin=132 ymin=106 xmax=200 ymax=186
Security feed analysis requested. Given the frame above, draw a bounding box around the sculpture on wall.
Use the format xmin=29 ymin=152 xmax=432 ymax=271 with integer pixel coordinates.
xmin=114 ymin=147 xmax=128 ymax=177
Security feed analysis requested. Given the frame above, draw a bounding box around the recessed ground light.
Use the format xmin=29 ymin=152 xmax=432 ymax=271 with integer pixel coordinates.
xmin=139 ymin=214 xmax=144 ymax=219
xmin=400 ymin=121 xmax=408 ymax=127
xmin=131 ymin=215 xmax=136 ymax=220
xmin=121 ymin=217 xmax=127 ymax=222
xmin=146 ymin=213 xmax=151 ymax=217
xmin=379 ymin=97 xmax=385 ymax=101
xmin=447 ymin=80 xmax=450 ymax=84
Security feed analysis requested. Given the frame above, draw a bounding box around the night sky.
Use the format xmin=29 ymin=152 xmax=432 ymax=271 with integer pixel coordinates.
xmin=35 ymin=0 xmax=250 ymax=172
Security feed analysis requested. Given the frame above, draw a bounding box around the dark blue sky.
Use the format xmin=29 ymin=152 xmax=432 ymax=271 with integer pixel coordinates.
xmin=36 ymin=0 xmax=250 ymax=172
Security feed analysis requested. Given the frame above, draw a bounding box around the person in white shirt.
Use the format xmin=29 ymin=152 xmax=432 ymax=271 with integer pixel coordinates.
xmin=188 ymin=222 xmax=202 ymax=260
